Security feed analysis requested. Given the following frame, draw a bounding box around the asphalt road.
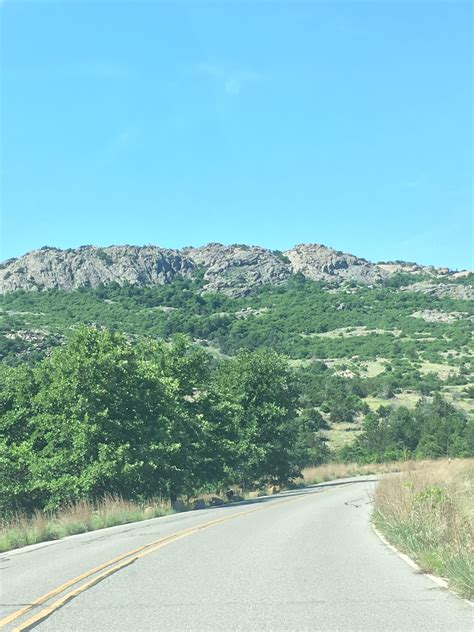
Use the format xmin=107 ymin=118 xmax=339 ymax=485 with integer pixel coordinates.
xmin=1 ymin=478 xmax=472 ymax=631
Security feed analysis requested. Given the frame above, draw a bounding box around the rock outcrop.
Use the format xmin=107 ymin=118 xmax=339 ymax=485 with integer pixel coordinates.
xmin=402 ymin=282 xmax=474 ymax=301
xmin=184 ymin=243 xmax=291 ymax=296
xmin=0 ymin=242 xmax=470 ymax=297
xmin=0 ymin=245 xmax=196 ymax=293
xmin=285 ymin=244 xmax=386 ymax=285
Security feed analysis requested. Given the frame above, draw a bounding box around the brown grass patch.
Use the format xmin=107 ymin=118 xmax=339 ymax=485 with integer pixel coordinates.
xmin=373 ymin=458 xmax=474 ymax=599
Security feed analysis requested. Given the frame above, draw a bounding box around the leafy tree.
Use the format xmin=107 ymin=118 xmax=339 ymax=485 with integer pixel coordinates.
xmin=213 ymin=349 xmax=302 ymax=487
xmin=415 ymin=395 xmax=473 ymax=458
xmin=346 ymin=396 xmax=472 ymax=463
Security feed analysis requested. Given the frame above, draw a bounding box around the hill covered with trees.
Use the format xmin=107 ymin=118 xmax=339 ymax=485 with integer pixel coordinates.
xmin=0 ymin=247 xmax=472 ymax=515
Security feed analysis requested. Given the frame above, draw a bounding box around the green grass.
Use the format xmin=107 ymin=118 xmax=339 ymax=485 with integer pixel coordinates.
xmin=419 ymin=361 xmax=460 ymax=379
xmin=360 ymin=358 xmax=389 ymax=377
xmin=373 ymin=459 xmax=474 ymax=599
xmin=0 ymin=497 xmax=173 ymax=552
xmin=365 ymin=391 xmax=422 ymax=411
xmin=323 ymin=421 xmax=362 ymax=451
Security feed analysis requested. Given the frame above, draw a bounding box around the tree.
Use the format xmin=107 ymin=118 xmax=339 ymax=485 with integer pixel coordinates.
xmin=415 ymin=395 xmax=472 ymax=458
xmin=28 ymin=327 xmax=186 ymax=508
xmin=213 ymin=349 xmax=301 ymax=487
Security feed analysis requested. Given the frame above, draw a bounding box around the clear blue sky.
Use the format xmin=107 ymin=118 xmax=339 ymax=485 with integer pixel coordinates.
xmin=1 ymin=1 xmax=472 ymax=269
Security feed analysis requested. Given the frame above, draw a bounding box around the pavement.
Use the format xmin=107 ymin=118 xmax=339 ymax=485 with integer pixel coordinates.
xmin=1 ymin=477 xmax=472 ymax=631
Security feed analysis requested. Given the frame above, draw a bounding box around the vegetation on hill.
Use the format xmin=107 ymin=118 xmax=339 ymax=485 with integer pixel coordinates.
xmin=1 ymin=275 xmax=472 ymax=364
xmin=0 ymin=274 xmax=472 ymax=522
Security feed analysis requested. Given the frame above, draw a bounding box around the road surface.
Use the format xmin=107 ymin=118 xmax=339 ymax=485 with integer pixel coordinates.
xmin=1 ymin=478 xmax=472 ymax=631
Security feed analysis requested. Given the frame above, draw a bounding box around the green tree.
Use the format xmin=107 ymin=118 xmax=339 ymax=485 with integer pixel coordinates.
xmin=213 ymin=349 xmax=302 ymax=487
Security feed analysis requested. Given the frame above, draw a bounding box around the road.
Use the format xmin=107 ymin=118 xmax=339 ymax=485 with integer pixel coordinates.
xmin=1 ymin=478 xmax=472 ymax=631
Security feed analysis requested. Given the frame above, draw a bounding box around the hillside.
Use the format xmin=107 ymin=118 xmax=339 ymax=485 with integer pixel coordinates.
xmin=1 ymin=243 xmax=473 ymax=458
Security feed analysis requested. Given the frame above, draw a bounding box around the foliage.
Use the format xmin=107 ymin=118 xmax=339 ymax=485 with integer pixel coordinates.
xmin=212 ymin=349 xmax=308 ymax=487
xmin=0 ymin=275 xmax=472 ymax=517
xmin=340 ymin=395 xmax=473 ymax=463
xmin=1 ymin=276 xmax=472 ymax=366
xmin=0 ymin=327 xmax=323 ymax=516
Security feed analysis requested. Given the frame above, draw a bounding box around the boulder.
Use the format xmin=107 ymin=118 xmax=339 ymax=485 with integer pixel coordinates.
xmin=172 ymin=499 xmax=186 ymax=512
xmin=209 ymin=496 xmax=224 ymax=506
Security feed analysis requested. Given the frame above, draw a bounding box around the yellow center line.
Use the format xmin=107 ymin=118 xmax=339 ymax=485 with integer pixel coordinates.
xmin=2 ymin=491 xmax=320 ymax=631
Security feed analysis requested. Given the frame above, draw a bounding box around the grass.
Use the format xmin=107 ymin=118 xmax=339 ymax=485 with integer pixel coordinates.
xmin=419 ymin=361 xmax=460 ymax=379
xmin=361 ymin=358 xmax=388 ymax=377
xmin=441 ymin=386 xmax=474 ymax=416
xmin=322 ymin=421 xmax=362 ymax=451
xmin=301 ymin=460 xmax=408 ymax=485
xmin=373 ymin=458 xmax=474 ymax=599
xmin=0 ymin=496 xmax=173 ymax=553
xmin=304 ymin=326 xmax=402 ymax=339
xmin=3 ymin=456 xmax=473 ymax=597
xmin=365 ymin=391 xmax=422 ymax=411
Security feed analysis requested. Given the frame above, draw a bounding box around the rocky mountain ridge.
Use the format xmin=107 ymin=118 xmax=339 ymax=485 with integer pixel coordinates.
xmin=0 ymin=243 xmax=469 ymax=297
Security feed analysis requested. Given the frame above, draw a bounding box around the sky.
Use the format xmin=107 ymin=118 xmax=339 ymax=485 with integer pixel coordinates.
xmin=1 ymin=0 xmax=472 ymax=269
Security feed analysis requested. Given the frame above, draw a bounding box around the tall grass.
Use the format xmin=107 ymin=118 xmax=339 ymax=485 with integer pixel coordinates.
xmin=0 ymin=496 xmax=173 ymax=553
xmin=373 ymin=458 xmax=474 ymax=599
xmin=301 ymin=460 xmax=407 ymax=485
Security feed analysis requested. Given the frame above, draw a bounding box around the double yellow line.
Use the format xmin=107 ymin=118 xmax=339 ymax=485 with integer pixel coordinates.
xmin=1 ymin=493 xmax=308 ymax=631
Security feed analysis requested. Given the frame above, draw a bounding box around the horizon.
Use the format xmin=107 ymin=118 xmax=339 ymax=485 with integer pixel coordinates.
xmin=1 ymin=239 xmax=471 ymax=272
xmin=1 ymin=1 xmax=472 ymax=269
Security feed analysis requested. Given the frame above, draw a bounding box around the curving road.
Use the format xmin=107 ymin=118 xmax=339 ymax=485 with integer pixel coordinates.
xmin=1 ymin=478 xmax=472 ymax=631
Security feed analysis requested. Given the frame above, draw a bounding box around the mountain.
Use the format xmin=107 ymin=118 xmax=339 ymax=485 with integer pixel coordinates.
xmin=1 ymin=241 xmax=472 ymax=433
xmin=0 ymin=242 xmax=467 ymax=297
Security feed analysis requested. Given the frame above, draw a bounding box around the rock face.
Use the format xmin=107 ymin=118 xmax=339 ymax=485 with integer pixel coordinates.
xmin=0 ymin=242 xmax=470 ymax=296
xmin=0 ymin=245 xmax=196 ymax=293
xmin=410 ymin=310 xmax=473 ymax=324
xmin=184 ymin=243 xmax=291 ymax=296
xmin=284 ymin=244 xmax=386 ymax=285
xmin=377 ymin=262 xmax=446 ymax=275
xmin=402 ymin=282 xmax=474 ymax=301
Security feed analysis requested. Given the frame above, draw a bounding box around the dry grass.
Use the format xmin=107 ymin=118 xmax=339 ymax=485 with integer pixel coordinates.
xmin=302 ymin=327 xmax=402 ymax=339
xmin=301 ymin=460 xmax=408 ymax=485
xmin=0 ymin=496 xmax=173 ymax=553
xmin=373 ymin=458 xmax=474 ymax=599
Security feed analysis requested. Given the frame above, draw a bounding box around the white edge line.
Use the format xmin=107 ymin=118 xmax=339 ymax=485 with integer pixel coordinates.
xmin=372 ymin=523 xmax=473 ymax=606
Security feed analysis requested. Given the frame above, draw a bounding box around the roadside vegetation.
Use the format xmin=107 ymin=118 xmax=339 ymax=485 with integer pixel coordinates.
xmin=1 ymin=325 xmax=471 ymax=519
xmin=373 ymin=458 xmax=474 ymax=599
xmin=0 ymin=326 xmax=318 ymax=519
xmin=0 ymin=496 xmax=172 ymax=553
xmin=0 ymin=277 xmax=472 ymax=558
xmin=301 ymin=460 xmax=407 ymax=484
